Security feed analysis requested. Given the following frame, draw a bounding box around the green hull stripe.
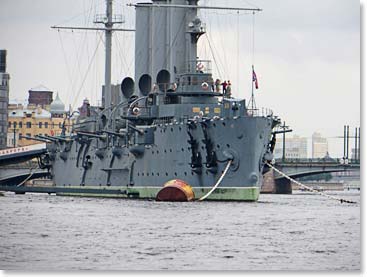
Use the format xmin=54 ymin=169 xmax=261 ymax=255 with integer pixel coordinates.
xmin=56 ymin=186 xmax=260 ymax=201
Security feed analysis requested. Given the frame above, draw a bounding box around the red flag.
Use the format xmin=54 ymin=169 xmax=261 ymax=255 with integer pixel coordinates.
xmin=252 ymin=67 xmax=259 ymax=89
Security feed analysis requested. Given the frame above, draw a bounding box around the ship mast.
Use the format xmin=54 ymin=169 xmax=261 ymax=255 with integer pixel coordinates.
xmin=51 ymin=0 xmax=134 ymax=115
xmin=94 ymin=0 xmax=115 ymax=114
xmin=105 ymin=0 xmax=113 ymax=114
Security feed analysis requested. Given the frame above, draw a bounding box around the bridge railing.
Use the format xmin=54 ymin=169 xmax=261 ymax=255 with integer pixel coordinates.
xmin=275 ymin=158 xmax=360 ymax=165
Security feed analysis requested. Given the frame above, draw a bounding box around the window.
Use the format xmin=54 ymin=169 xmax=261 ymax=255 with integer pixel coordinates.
xmin=59 ymin=122 xmax=62 ymax=128
xmin=19 ymin=122 xmax=22 ymax=128
xmin=19 ymin=133 xmax=22 ymax=140
xmin=8 ymin=121 xmax=11 ymax=128
xmin=39 ymin=122 xmax=42 ymax=128
xmin=26 ymin=122 xmax=31 ymax=128
xmin=51 ymin=122 xmax=55 ymax=129
xmin=13 ymin=122 xmax=17 ymax=128
xmin=44 ymin=122 xmax=48 ymax=128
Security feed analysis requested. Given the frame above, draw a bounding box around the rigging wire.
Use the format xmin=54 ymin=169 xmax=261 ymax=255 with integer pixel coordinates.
xmin=53 ymin=1 xmax=104 ymax=28
xmin=57 ymin=30 xmax=74 ymax=105
xmin=115 ymin=30 xmax=134 ymax=77
xmin=236 ymin=10 xmax=240 ymax=95
xmin=214 ymin=10 xmax=230 ymax=78
xmin=251 ymin=11 xmax=256 ymax=66
xmin=72 ymin=38 xmax=102 ymax=109
xmin=204 ymin=33 xmax=224 ymax=80
xmin=94 ymin=31 xmax=99 ymax=106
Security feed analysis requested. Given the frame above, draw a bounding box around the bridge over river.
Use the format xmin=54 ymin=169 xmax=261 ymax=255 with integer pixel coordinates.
xmin=262 ymin=158 xmax=360 ymax=194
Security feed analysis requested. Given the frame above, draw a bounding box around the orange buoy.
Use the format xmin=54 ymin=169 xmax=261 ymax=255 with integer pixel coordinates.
xmin=156 ymin=179 xmax=195 ymax=202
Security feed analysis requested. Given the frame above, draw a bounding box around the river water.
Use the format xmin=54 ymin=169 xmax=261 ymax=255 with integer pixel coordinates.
xmin=0 ymin=191 xmax=360 ymax=271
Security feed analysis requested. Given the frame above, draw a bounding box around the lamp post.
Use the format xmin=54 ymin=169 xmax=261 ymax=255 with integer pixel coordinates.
xmin=12 ymin=128 xmax=17 ymax=148
xmin=281 ymin=121 xmax=288 ymax=162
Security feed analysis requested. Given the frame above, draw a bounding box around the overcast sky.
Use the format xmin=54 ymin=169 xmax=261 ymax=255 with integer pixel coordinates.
xmin=0 ymin=0 xmax=361 ymax=157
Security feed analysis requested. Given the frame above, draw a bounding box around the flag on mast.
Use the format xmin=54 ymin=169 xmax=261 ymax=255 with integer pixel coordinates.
xmin=252 ymin=66 xmax=259 ymax=89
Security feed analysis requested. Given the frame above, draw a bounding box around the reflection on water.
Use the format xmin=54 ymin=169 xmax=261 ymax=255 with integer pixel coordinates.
xmin=0 ymin=191 xmax=360 ymax=270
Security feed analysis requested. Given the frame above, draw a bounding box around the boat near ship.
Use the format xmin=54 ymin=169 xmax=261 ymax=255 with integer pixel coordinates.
xmin=36 ymin=0 xmax=283 ymax=201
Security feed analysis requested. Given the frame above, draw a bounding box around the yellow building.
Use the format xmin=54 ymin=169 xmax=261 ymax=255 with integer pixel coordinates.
xmin=7 ymin=93 xmax=71 ymax=147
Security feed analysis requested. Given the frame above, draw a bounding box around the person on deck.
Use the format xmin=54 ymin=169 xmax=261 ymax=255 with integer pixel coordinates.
xmin=221 ymin=80 xmax=228 ymax=95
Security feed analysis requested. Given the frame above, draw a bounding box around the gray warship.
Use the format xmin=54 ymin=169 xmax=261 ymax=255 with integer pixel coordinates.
xmin=45 ymin=0 xmax=281 ymax=201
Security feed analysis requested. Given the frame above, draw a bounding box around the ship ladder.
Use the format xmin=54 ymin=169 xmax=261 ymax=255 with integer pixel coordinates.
xmin=265 ymin=162 xmax=357 ymax=204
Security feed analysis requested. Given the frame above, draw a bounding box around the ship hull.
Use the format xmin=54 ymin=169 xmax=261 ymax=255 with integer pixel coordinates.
xmin=49 ymin=115 xmax=273 ymax=201
xmin=55 ymin=186 xmax=260 ymax=201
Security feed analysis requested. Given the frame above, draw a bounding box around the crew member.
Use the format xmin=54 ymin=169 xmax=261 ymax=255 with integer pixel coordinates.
xmin=221 ymin=80 xmax=228 ymax=95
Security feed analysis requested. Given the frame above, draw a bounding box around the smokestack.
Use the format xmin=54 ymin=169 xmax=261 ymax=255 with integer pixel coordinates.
xmin=354 ymin=127 xmax=358 ymax=162
xmin=358 ymin=127 xmax=360 ymax=161
xmin=343 ymin=125 xmax=346 ymax=159
xmin=346 ymin=125 xmax=349 ymax=160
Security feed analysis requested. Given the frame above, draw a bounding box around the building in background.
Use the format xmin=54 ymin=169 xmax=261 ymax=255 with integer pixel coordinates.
xmin=0 ymin=49 xmax=10 ymax=149
xmin=312 ymin=132 xmax=329 ymax=158
xmin=28 ymin=85 xmax=53 ymax=110
xmin=7 ymin=90 xmax=70 ymax=147
xmin=274 ymin=135 xmax=308 ymax=159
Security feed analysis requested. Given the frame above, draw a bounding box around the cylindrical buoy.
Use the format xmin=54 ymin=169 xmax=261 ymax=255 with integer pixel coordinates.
xmin=156 ymin=179 xmax=195 ymax=202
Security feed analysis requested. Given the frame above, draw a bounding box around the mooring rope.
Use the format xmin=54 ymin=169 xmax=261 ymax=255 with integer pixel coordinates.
xmin=266 ymin=162 xmax=357 ymax=204
xmin=199 ymin=160 xmax=232 ymax=201
xmin=16 ymin=167 xmax=36 ymax=188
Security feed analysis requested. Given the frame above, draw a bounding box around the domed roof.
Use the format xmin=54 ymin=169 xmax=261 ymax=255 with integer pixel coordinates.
xmin=50 ymin=93 xmax=65 ymax=114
